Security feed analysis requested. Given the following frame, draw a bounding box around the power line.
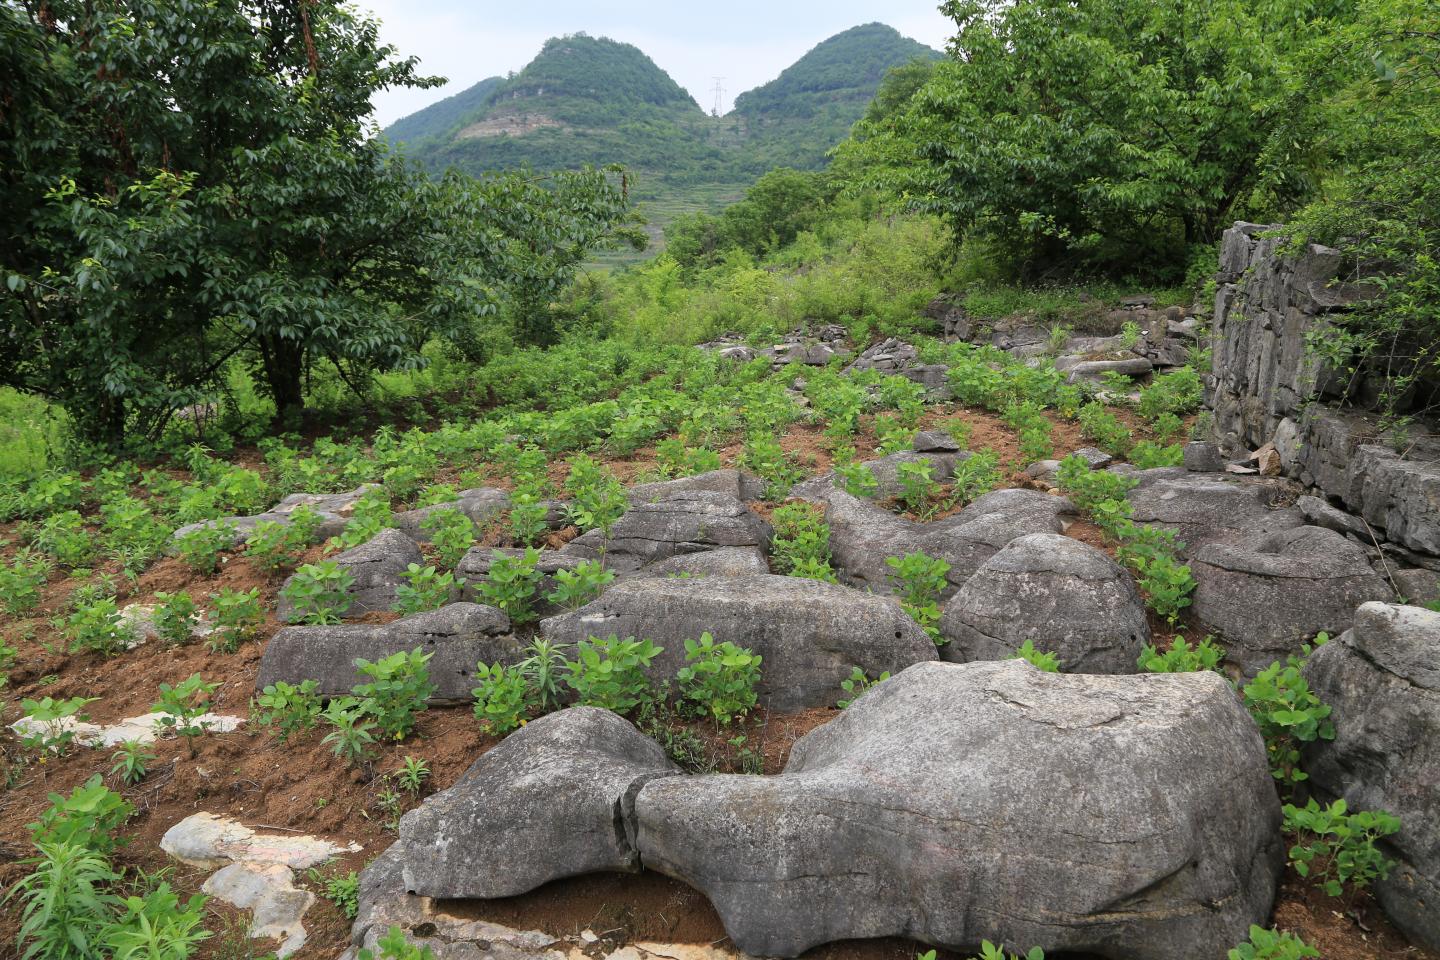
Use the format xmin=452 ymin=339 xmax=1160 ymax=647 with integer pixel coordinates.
xmin=710 ymin=76 xmax=726 ymax=117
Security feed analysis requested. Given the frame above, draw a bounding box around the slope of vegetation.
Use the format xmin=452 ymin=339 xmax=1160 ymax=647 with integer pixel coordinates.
xmin=382 ymin=74 xmax=505 ymax=145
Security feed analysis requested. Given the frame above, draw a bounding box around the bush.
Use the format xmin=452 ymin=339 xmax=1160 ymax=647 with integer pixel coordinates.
xmin=546 ymin=559 xmax=614 ymax=611
xmin=769 ymin=502 xmax=833 ymax=577
xmin=152 ymin=673 xmax=219 ymax=754
xmin=29 ymin=775 xmax=134 ymax=855
xmin=476 ymin=548 xmax=543 ymax=624
xmin=1243 ymin=648 xmax=1335 ymax=787
xmin=321 ymin=697 xmax=378 ymax=766
xmin=1227 ymin=927 xmax=1319 ymax=960
xmin=327 ymin=489 xmax=394 ymax=552
xmin=1055 ymin=456 xmax=1137 ymax=512
xmin=1283 ymin=798 xmax=1400 ymax=897
xmin=675 ymin=633 xmax=762 ymax=725
xmin=281 ymin=560 xmax=355 ymax=625
xmin=151 ymin=591 xmax=199 ymax=646
xmin=565 ymin=635 xmax=663 ymax=714
xmin=175 ymin=521 xmax=237 ymax=575
xmin=0 ymin=550 xmax=51 ymax=615
xmin=254 ymin=680 xmax=323 ymax=742
xmin=353 ymin=649 xmax=435 ymax=740
xmin=60 ymin=596 xmax=135 ymax=656
xmin=1137 ymin=636 xmax=1225 ymax=673
xmin=885 ymin=551 xmax=950 ymax=645
xmin=471 ymin=662 xmax=532 ymax=735
xmin=1008 ymin=640 xmax=1061 ymax=673
xmin=420 ymin=507 xmax=476 ymax=568
xmin=208 ymin=586 xmax=263 ymax=652
xmin=245 ymin=506 xmax=322 ymax=573
xmin=392 ymin=564 xmax=461 ymax=615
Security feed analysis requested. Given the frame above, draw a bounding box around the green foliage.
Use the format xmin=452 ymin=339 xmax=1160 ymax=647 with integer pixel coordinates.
xmin=565 ymin=635 xmax=663 ymax=714
xmin=507 ymin=493 xmax=550 ymax=548
xmin=477 ymin=548 xmax=544 ymax=625
xmin=359 ymin=925 xmax=436 ymax=960
xmin=18 ymin=697 xmax=96 ymax=754
xmin=151 ymin=592 xmax=199 ymax=646
xmin=420 ymin=508 xmax=477 ymax=569
xmin=948 ymin=450 xmax=1002 ymax=507
xmin=471 ymin=662 xmax=532 ymax=735
xmin=546 ymin=560 xmax=615 ymax=611
xmin=321 ymin=697 xmax=379 ymax=767
xmin=254 ymin=680 xmax=323 ymax=743
xmin=353 ymin=649 xmax=435 ymax=741
xmin=675 ymin=633 xmax=763 ymax=725
xmin=109 ymin=741 xmax=156 ymax=786
xmin=770 ymin=502 xmax=834 ymax=578
xmin=395 ymin=756 xmax=431 ymax=795
xmin=245 ymin=507 xmax=322 ymax=574
xmin=885 ymin=551 xmax=950 ymax=645
xmin=30 ymin=510 xmax=92 ymax=568
xmin=835 ymin=460 xmax=881 ymax=499
xmin=310 ymin=868 xmax=361 ymax=921
xmin=1283 ymin=798 xmax=1400 ymax=897
xmin=60 ymin=596 xmax=135 ymax=657
xmin=741 ymin=431 xmax=802 ymax=497
xmin=29 ymin=775 xmax=134 ymax=856
xmin=1130 ymin=440 xmax=1184 ymax=470
xmin=1055 ymin=456 xmax=1137 ymax=513
xmin=281 ymin=560 xmax=356 ymax=625
xmin=1138 ymin=636 xmax=1226 ymax=674
xmin=517 ymin=637 xmax=572 ymax=714
xmin=564 ymin=456 xmax=629 ymax=536
xmin=1243 ymin=648 xmax=1336 ymax=787
xmin=1138 ymin=369 xmax=1204 ymax=422
xmin=0 ymin=550 xmax=50 ymax=615
xmin=1122 ymin=546 xmax=1195 ymax=626
xmin=208 ymin=587 xmax=263 ymax=653
xmin=10 ymin=841 xmax=123 ymax=960
xmin=1077 ymin=403 xmax=1132 ymax=457
xmin=328 ymin=490 xmax=394 ymax=553
xmin=175 ymin=522 xmax=237 ymax=576
xmin=393 ymin=564 xmax=461 ymax=615
xmin=1008 ymin=640 xmax=1061 ymax=673
xmin=152 ymin=674 xmax=219 ymax=751
xmin=837 ymin=666 xmax=890 ymax=708
xmin=1227 ymin=926 xmax=1320 ymax=960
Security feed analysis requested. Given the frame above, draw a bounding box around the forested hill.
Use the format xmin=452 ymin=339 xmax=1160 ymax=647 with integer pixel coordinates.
xmin=384 ymin=25 xmax=940 ymax=185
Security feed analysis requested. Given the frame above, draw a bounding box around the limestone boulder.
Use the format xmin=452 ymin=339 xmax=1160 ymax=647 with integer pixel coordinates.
xmin=1191 ymin=526 xmax=1392 ymax=675
xmin=1126 ymin=473 xmax=1304 ymax=553
xmin=939 ymin=533 xmax=1150 ymax=672
xmin=391 ymin=488 xmax=510 ymax=542
xmin=627 ymin=469 xmax=766 ymax=504
xmin=634 ymin=660 xmax=1281 ymax=959
xmin=276 ymin=528 xmax=421 ymax=621
xmin=560 ymin=492 xmax=771 ymax=573
xmin=170 ymin=485 xmax=377 ymax=549
xmin=257 ymin=603 xmax=516 ymax=702
xmin=541 ymin=575 xmax=936 ymax=711
xmin=1303 ymin=603 xmax=1440 ymax=950
xmin=396 ymin=708 xmax=679 ymax=899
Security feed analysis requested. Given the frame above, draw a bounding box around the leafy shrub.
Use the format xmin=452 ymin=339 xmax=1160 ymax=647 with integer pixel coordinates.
xmin=392 ymin=564 xmax=461 ymax=615
xmin=1077 ymin=402 xmax=1132 ymax=456
xmin=1137 ymin=636 xmax=1225 ymax=673
xmin=477 ymin=548 xmax=544 ymax=624
xmin=1139 ymin=368 xmax=1203 ymax=421
xmin=507 ymin=492 xmax=549 ymax=547
xmin=0 ymin=550 xmax=51 ymax=615
xmin=359 ymin=926 xmax=436 ymax=960
xmin=1122 ymin=548 xmax=1195 ymax=625
xmin=886 ymin=551 xmax=950 ymax=644
xmin=770 ymin=502 xmax=833 ymax=577
xmin=60 ymin=596 xmax=135 ymax=656
xmin=546 ymin=559 xmax=614 ymax=610
xmin=18 ymin=696 xmax=97 ymax=754
xmin=741 ymin=431 xmax=802 ymax=496
xmin=109 ymin=740 xmax=156 ymax=786
xmin=1243 ymin=648 xmax=1335 ymax=786
xmin=321 ymin=697 xmax=378 ymax=766
xmin=676 ymin=633 xmax=762 ymax=725
xmin=151 ymin=591 xmax=199 ymax=646
xmin=254 ymin=680 xmax=323 ymax=742
xmin=1227 ymin=926 xmax=1319 ymax=960
xmin=31 ymin=510 xmax=93 ymax=567
xmin=153 ymin=673 xmax=219 ymax=754
xmin=1055 ymin=455 xmax=1137 ymax=512
xmin=565 ymin=635 xmax=663 ymax=714
xmin=245 ymin=506 xmax=322 ymax=573
xmin=310 ymin=868 xmax=361 ymax=920
xmin=353 ymin=649 xmax=435 ymax=741
xmin=1008 ymin=640 xmax=1061 ymax=673
xmin=208 ymin=586 xmax=263 ymax=652
xmin=281 ymin=560 xmax=355 ymax=625
xmin=328 ymin=490 xmax=394 ymax=552
xmin=1130 ymin=440 xmax=1184 ymax=469
xmin=175 ymin=521 xmax=237 ymax=575
xmin=834 ymin=460 xmax=880 ymax=498
xmin=420 ymin=507 xmax=476 ymax=568
xmin=29 ymin=775 xmax=134 ymax=855
xmin=564 ymin=456 xmax=628 ymax=536
xmin=11 ymin=841 xmax=122 ymax=960
xmin=948 ymin=450 xmax=1002 ymax=507
xmin=1283 ymin=798 xmax=1400 ymax=896
xmin=837 ymin=666 xmax=890 ymax=708
xmin=471 ymin=663 xmax=531 ymax=735
xmin=896 ymin=458 xmax=941 ymax=516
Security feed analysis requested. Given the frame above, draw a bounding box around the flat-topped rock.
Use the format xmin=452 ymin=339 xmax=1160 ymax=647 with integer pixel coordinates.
xmin=541 ymin=575 xmax=936 ymax=711
xmin=635 ymin=546 xmax=770 ymax=579
xmin=560 ymin=491 xmax=771 ymax=573
xmin=257 ymin=603 xmax=516 ymax=702
xmin=627 ymin=469 xmax=766 ymax=504
xmin=170 ymin=485 xmax=377 ymax=548
xmin=939 ymin=533 xmax=1151 ymax=672
xmin=1126 ymin=472 xmax=1305 ymax=553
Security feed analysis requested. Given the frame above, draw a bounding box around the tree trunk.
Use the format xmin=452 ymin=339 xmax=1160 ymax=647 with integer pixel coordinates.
xmin=259 ymin=333 xmax=306 ymax=428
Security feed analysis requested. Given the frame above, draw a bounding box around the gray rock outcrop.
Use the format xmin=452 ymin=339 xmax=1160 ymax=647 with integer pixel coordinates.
xmin=1191 ymin=526 xmax=1392 ymax=674
xmin=635 ymin=660 xmax=1281 ymax=959
xmin=397 ymin=708 xmax=679 ymax=899
xmin=257 ymin=603 xmax=516 ymax=702
xmin=391 ymin=488 xmax=510 ymax=542
xmin=276 ymin=528 xmax=421 ymax=621
xmin=1303 ymin=603 xmax=1440 ymax=949
xmin=627 ymin=469 xmax=766 ymax=505
xmin=541 ymin=575 xmax=936 ymax=711
xmin=939 ymin=533 xmax=1151 ymax=672
xmin=1126 ymin=472 xmax=1305 ymax=553
xmin=560 ymin=491 xmax=772 ymax=573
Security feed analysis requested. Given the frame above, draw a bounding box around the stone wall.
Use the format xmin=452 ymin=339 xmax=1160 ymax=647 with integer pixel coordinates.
xmin=1209 ymin=223 xmax=1440 ymax=563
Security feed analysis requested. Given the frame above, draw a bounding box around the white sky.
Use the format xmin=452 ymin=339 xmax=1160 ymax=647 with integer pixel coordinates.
xmin=356 ymin=1 xmax=954 ymax=127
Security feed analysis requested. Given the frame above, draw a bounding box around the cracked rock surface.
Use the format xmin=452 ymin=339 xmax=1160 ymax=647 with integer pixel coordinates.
xmin=560 ymin=492 xmax=772 ymax=573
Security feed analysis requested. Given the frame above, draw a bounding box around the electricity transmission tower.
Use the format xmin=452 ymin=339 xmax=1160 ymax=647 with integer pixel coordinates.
xmin=710 ymin=77 xmax=726 ymax=117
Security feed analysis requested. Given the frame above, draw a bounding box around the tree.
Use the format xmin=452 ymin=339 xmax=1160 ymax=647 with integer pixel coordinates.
xmin=664 ymin=168 xmax=827 ymax=267
xmin=0 ymin=1 xmax=638 ymax=443
xmin=839 ymin=0 xmax=1348 ymax=279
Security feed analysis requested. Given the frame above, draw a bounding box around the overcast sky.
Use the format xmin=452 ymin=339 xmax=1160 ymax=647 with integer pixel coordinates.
xmin=356 ymin=1 xmax=954 ymax=128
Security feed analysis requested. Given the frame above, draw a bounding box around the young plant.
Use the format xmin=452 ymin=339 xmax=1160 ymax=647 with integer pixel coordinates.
xmin=0 ymin=550 xmax=51 ymax=615
xmin=175 ymin=521 xmax=238 ymax=575
xmin=837 ymin=666 xmax=890 ymax=708
xmin=546 ymin=559 xmax=614 ymax=610
xmin=947 ymin=450 xmax=1001 ymax=508
xmin=1008 ymin=640 xmax=1061 ymax=673
xmin=565 ymin=635 xmax=663 ymax=714
xmin=675 ymin=633 xmax=762 ymax=725
xmin=109 ymin=740 xmax=157 ymax=785
xmin=834 ymin=460 xmax=880 ymax=499
xmin=328 ymin=490 xmax=394 ymax=552
xmin=769 ymin=502 xmax=833 ymax=577
xmin=395 ymin=756 xmax=430 ymax=796
xmin=885 ymin=551 xmax=951 ymax=644
xmin=420 ymin=507 xmax=476 ymax=568
xmin=30 ymin=774 xmax=135 ymax=854
xmin=392 ymin=564 xmax=461 ymax=615
xmin=1123 ymin=548 xmax=1195 ymax=625
xmin=60 ymin=596 xmax=136 ymax=656
xmin=18 ymin=696 xmax=98 ymax=753
xmin=254 ymin=680 xmax=323 ymax=742
xmin=151 ymin=591 xmax=199 ymax=646
xmin=281 ymin=560 xmax=356 ymax=624
xmin=1137 ymin=636 xmax=1225 ymax=673
xmin=1077 ymin=402 xmax=1132 ymax=457
xmin=517 ymin=637 xmax=572 ymax=712
xmin=11 ymin=842 xmax=121 ymax=960
xmin=1283 ymin=798 xmax=1400 ymax=897
xmin=507 ymin=493 xmax=549 ymax=547
xmin=208 ymin=586 xmax=263 ymax=652
xmin=1242 ymin=649 xmax=1335 ymax=787
xmin=1227 ymin=926 xmax=1320 ymax=960
xmin=152 ymin=673 xmax=219 ymax=755
xmin=477 ymin=548 xmax=543 ymax=624
xmin=309 ymin=868 xmax=361 ymax=920
xmin=359 ymin=925 xmax=437 ymax=960
xmin=31 ymin=510 xmax=93 ymax=567
xmin=245 ymin=506 xmax=322 ymax=573
xmin=352 ymin=649 xmax=435 ymax=741
xmin=321 ymin=697 xmax=378 ymax=767
xmin=896 ymin=458 xmax=940 ymax=516
xmin=471 ymin=662 xmax=531 ymax=735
